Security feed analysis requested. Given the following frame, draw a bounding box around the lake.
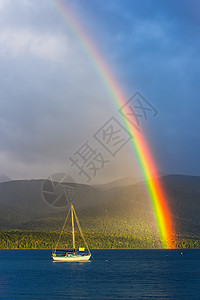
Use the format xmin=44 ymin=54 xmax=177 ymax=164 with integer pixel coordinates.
xmin=0 ymin=249 xmax=200 ymax=299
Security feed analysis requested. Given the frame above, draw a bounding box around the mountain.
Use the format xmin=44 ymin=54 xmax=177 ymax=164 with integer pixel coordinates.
xmin=94 ymin=177 xmax=143 ymax=190
xmin=163 ymin=174 xmax=200 ymax=236
xmin=0 ymin=179 xmax=102 ymax=219
xmin=0 ymin=175 xmax=200 ymax=239
xmin=0 ymin=204 xmax=28 ymax=229
xmin=94 ymin=173 xmax=167 ymax=190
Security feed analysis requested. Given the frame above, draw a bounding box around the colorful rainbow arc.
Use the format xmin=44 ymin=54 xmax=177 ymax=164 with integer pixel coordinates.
xmin=53 ymin=0 xmax=175 ymax=248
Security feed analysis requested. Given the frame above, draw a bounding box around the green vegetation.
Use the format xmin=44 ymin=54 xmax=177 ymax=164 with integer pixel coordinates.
xmin=0 ymin=230 xmax=160 ymax=249
xmin=20 ymin=214 xmax=159 ymax=235
xmin=1 ymin=175 xmax=200 ymax=249
xmin=0 ymin=230 xmax=199 ymax=249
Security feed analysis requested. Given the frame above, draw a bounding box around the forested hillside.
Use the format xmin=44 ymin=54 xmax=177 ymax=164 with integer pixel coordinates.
xmin=0 ymin=175 xmax=200 ymax=248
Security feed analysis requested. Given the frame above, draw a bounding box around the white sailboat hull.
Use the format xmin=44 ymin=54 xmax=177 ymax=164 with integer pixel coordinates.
xmin=52 ymin=205 xmax=92 ymax=262
xmin=52 ymin=254 xmax=91 ymax=262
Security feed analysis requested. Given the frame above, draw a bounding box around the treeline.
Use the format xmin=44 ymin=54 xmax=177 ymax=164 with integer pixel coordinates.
xmin=0 ymin=230 xmax=199 ymax=249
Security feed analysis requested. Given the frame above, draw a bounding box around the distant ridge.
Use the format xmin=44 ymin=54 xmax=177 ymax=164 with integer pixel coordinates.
xmin=0 ymin=175 xmax=200 ymax=239
xmin=94 ymin=177 xmax=143 ymax=190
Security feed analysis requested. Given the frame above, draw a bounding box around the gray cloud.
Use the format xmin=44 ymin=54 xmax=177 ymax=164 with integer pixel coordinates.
xmin=0 ymin=0 xmax=199 ymax=182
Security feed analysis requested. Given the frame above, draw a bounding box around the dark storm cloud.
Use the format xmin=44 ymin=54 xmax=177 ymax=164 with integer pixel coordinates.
xmin=0 ymin=0 xmax=199 ymax=180
xmin=78 ymin=0 xmax=200 ymax=176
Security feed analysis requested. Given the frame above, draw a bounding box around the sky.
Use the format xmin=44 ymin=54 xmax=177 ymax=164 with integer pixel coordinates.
xmin=0 ymin=0 xmax=199 ymax=184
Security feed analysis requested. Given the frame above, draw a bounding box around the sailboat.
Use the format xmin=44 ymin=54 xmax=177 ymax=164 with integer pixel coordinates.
xmin=52 ymin=204 xmax=91 ymax=262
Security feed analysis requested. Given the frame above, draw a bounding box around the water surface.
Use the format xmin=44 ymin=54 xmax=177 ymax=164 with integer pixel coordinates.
xmin=0 ymin=249 xmax=200 ymax=299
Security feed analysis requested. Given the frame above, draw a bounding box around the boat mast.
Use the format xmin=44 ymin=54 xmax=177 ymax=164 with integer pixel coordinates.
xmin=71 ymin=205 xmax=75 ymax=253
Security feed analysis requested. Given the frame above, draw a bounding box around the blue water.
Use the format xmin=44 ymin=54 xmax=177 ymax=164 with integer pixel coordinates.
xmin=0 ymin=249 xmax=200 ymax=299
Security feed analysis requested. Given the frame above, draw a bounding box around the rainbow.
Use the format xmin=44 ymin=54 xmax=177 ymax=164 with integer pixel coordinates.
xmin=52 ymin=0 xmax=175 ymax=248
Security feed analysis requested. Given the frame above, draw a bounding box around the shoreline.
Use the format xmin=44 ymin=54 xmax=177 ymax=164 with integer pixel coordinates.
xmin=0 ymin=248 xmax=200 ymax=250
